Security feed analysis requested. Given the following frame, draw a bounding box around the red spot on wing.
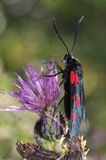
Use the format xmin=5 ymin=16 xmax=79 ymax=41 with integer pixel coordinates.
xmin=70 ymin=71 xmax=76 ymax=84
xmin=76 ymin=98 xmax=80 ymax=107
xmin=72 ymin=95 xmax=80 ymax=107
xmin=71 ymin=113 xmax=77 ymax=121
xmin=70 ymin=71 xmax=79 ymax=85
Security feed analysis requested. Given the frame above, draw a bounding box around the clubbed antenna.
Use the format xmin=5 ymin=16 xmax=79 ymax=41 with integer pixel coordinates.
xmin=70 ymin=16 xmax=84 ymax=54
xmin=53 ymin=18 xmax=70 ymax=55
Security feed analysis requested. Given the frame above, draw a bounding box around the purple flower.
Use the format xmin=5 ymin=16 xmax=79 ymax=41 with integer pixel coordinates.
xmin=0 ymin=61 xmax=60 ymax=113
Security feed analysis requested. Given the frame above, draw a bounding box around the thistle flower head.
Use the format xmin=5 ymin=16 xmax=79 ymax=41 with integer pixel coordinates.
xmin=0 ymin=60 xmax=60 ymax=113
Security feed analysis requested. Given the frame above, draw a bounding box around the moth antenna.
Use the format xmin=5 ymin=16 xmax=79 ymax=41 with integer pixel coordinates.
xmin=70 ymin=16 xmax=84 ymax=54
xmin=53 ymin=18 xmax=70 ymax=55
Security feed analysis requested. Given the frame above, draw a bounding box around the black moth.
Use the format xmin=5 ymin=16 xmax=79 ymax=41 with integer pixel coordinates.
xmin=47 ymin=16 xmax=86 ymax=140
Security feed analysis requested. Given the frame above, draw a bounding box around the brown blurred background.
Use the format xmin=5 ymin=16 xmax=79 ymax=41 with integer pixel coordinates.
xmin=0 ymin=0 xmax=106 ymax=159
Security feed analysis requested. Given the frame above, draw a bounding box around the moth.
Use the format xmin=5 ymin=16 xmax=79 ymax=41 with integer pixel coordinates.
xmin=47 ymin=16 xmax=86 ymax=140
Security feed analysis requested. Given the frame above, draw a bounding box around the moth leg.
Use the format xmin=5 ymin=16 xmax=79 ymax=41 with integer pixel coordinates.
xmin=48 ymin=65 xmax=56 ymax=73
xmin=56 ymin=64 xmax=63 ymax=72
xmin=45 ymin=71 xmax=62 ymax=77
xmin=45 ymin=62 xmax=63 ymax=77
xmin=58 ymin=96 xmax=64 ymax=105
xmin=59 ymin=79 xmax=64 ymax=86
xmin=49 ymin=65 xmax=63 ymax=74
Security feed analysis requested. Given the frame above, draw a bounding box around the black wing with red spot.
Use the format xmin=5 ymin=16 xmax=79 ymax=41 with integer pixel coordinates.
xmin=69 ymin=65 xmax=86 ymax=139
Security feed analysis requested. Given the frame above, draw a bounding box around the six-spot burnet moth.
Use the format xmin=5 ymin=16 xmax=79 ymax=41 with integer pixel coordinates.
xmin=46 ymin=16 xmax=86 ymax=140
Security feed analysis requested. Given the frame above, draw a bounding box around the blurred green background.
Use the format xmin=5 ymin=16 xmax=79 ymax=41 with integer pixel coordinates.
xmin=0 ymin=0 xmax=106 ymax=159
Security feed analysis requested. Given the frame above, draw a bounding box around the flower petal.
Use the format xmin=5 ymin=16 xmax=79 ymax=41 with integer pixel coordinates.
xmin=0 ymin=106 xmax=26 ymax=112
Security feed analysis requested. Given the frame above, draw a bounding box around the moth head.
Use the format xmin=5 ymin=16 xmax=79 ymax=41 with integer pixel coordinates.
xmin=63 ymin=53 xmax=72 ymax=63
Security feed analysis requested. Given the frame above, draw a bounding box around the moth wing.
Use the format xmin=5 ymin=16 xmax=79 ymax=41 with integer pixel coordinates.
xmin=69 ymin=68 xmax=86 ymax=140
